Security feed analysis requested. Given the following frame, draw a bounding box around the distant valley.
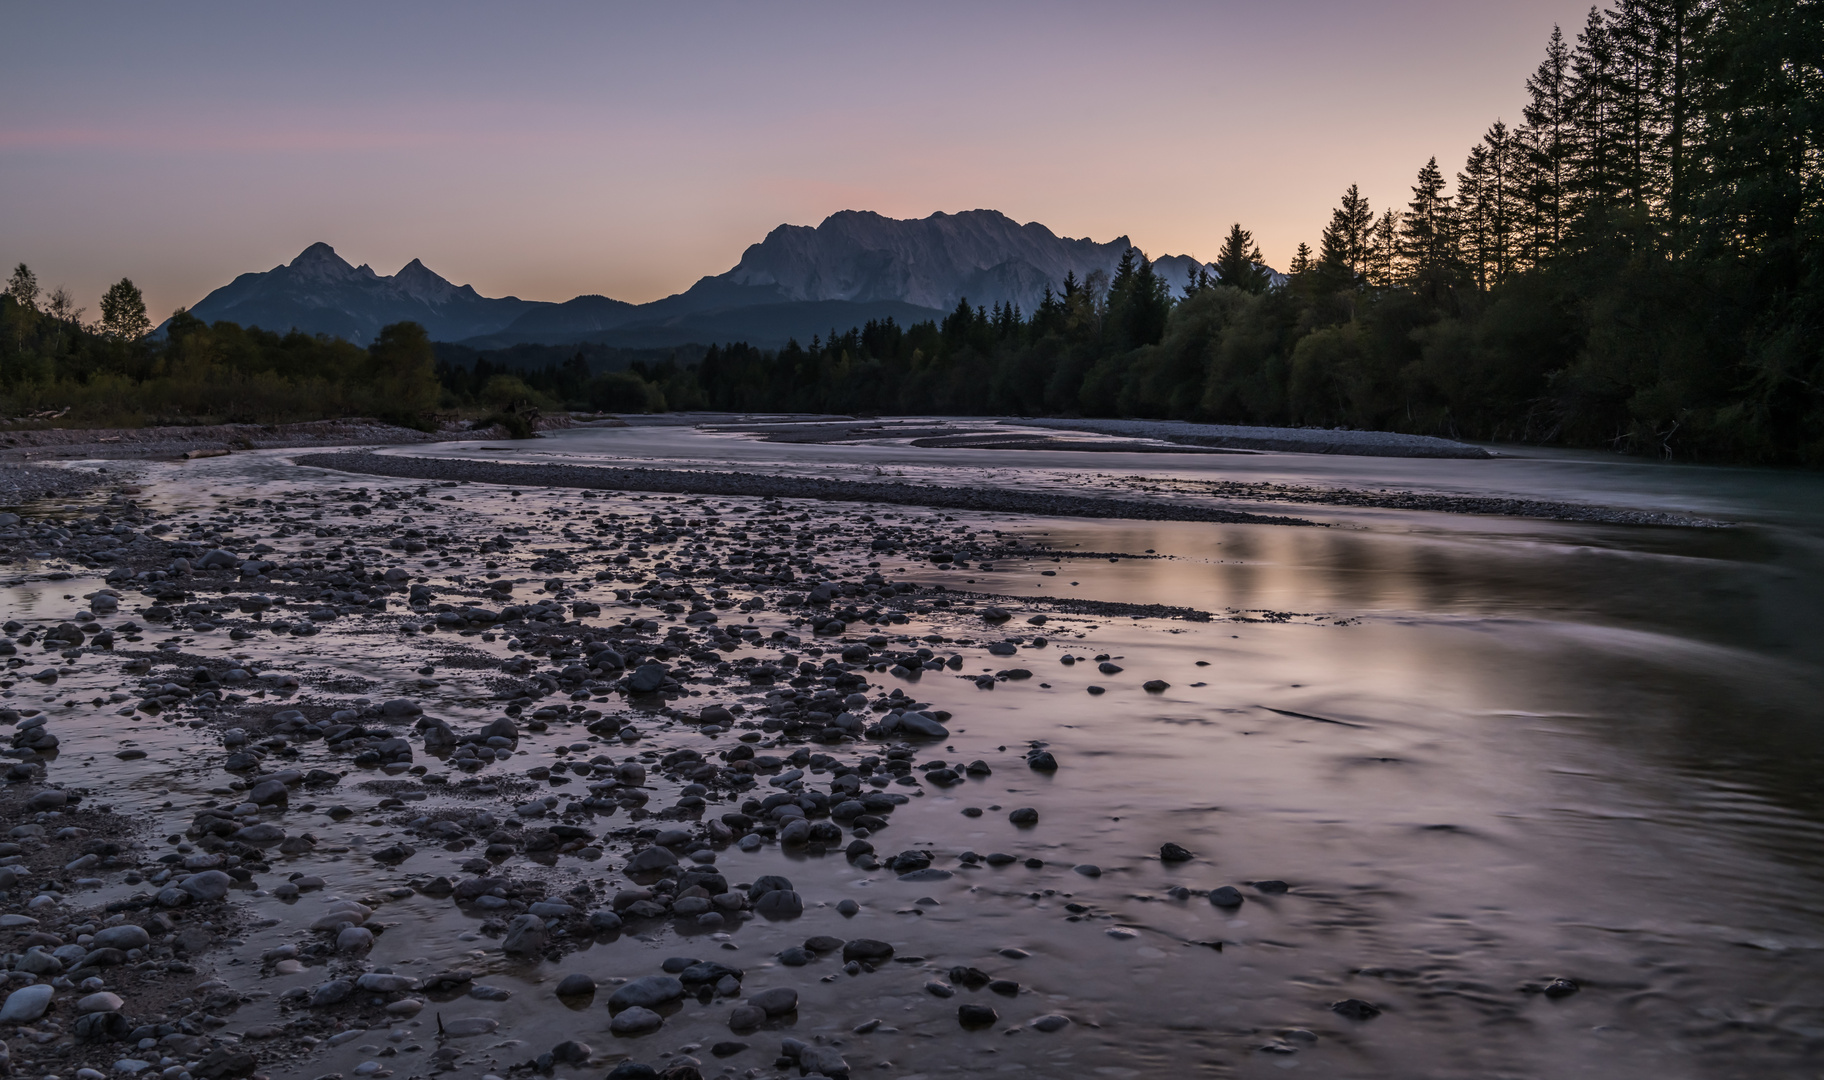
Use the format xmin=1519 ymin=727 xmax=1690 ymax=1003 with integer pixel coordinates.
xmin=176 ymin=210 xmax=1238 ymax=348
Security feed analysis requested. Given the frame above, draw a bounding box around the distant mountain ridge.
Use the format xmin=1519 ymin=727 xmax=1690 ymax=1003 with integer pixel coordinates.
xmin=176 ymin=211 xmax=1259 ymax=348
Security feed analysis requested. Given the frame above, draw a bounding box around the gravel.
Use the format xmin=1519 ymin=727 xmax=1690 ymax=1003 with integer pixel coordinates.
xmin=1022 ymin=417 xmax=1494 ymax=458
xmin=294 ymin=452 xmax=1314 ymax=526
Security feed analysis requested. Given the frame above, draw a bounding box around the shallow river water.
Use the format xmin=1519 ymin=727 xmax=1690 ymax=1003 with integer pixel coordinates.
xmin=6 ymin=420 xmax=1824 ymax=1080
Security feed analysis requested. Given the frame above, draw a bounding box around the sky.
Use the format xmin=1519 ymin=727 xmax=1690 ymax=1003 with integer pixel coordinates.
xmin=2 ymin=0 xmax=1599 ymax=320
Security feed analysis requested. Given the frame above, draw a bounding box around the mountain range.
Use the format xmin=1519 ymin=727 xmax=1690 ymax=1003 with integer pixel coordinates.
xmin=177 ymin=210 xmax=1263 ymax=348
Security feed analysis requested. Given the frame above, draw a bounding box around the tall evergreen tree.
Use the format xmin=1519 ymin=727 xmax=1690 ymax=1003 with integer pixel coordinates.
xmin=1398 ymin=157 xmax=1463 ymax=300
xmin=1213 ymin=224 xmax=1270 ymax=293
xmin=1522 ymin=24 xmax=1576 ymax=258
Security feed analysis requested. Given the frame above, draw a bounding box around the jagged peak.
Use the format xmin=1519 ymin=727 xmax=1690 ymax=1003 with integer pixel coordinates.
xmin=291 ymin=242 xmax=348 ymax=267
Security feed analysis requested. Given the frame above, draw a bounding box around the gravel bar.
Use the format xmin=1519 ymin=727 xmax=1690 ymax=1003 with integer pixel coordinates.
xmin=1023 ymin=417 xmax=1494 ymax=458
xmin=293 ymin=452 xmax=1316 ymax=527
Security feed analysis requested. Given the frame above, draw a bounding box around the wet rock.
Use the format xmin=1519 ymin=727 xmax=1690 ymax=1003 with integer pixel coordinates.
xmin=625 ymin=846 xmax=678 ymax=873
xmin=958 ymin=1003 xmax=999 ymax=1028
xmin=841 ymin=938 xmax=894 ymax=964
xmin=550 ymin=1040 xmax=591 ymax=1065
xmin=501 ymin=914 xmax=548 ymax=955
xmin=748 ymin=987 xmax=797 ymax=1016
xmin=628 ymin=663 xmax=670 ymax=694
xmin=555 ymin=973 xmax=596 ymax=996
xmin=610 ymin=1006 xmax=664 ymax=1035
xmin=1331 ymin=998 xmax=1382 ymax=1021
xmin=609 ymin=975 xmax=684 ymax=1011
xmin=753 ymin=889 xmax=803 ymax=919
xmin=899 ymin=712 xmax=949 ymax=739
xmin=440 ymin=1017 xmax=499 ymax=1037
xmin=178 ymin=870 xmax=232 ymax=901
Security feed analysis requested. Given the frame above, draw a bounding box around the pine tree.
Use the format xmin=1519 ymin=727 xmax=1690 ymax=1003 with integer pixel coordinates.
xmin=1522 ymin=24 xmax=1576 ymax=259
xmin=1213 ymin=224 xmax=1269 ymax=293
xmin=1458 ymin=144 xmax=1493 ymax=288
xmin=1368 ymin=209 xmax=1400 ymax=288
xmin=1568 ymin=5 xmax=1634 ymax=235
xmin=1317 ymin=184 xmax=1375 ymax=288
xmin=1398 ymin=157 xmax=1462 ymax=300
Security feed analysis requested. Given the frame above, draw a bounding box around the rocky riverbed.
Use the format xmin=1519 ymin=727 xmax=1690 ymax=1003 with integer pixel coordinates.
xmin=0 ymin=440 xmax=1817 ymax=1080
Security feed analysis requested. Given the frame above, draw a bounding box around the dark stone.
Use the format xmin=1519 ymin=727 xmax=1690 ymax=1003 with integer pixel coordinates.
xmin=1331 ymin=998 xmax=1382 ymax=1021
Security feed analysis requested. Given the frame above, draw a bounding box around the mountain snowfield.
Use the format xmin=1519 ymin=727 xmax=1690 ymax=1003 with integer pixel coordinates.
xmin=177 ymin=210 xmax=1271 ymax=348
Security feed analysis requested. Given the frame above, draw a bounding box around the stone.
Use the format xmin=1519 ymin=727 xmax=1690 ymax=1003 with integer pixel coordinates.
xmin=91 ymin=924 xmax=150 ymax=951
xmin=501 ymin=913 xmax=547 ymax=955
xmin=1331 ymin=998 xmax=1382 ymax=1021
xmin=624 ymin=846 xmax=678 ymax=873
xmin=555 ymin=973 xmax=596 ymax=996
xmin=752 ymin=890 xmax=803 ymax=919
xmin=609 ymin=1006 xmax=664 ymax=1035
xmin=178 ymin=870 xmax=232 ymax=901
xmin=748 ymin=987 xmax=797 ymax=1016
xmin=608 ymin=975 xmax=684 ymax=1011
xmin=899 ymin=712 xmax=949 ymax=738
xmin=628 ymin=663 xmax=670 ymax=693
xmin=841 ymin=938 xmax=894 ymax=963
xmin=192 ymin=1048 xmax=258 ymax=1080
xmin=78 ymin=991 xmax=124 ymax=1013
xmin=550 ymin=1040 xmax=591 ymax=1065
xmin=0 ymin=983 xmax=54 ymax=1022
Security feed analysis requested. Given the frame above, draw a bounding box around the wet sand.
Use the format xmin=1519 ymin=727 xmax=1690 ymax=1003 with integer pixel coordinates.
xmin=0 ymin=426 xmax=1820 ymax=1080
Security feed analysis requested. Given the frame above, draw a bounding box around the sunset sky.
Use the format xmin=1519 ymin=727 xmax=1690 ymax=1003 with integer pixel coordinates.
xmin=3 ymin=1 xmax=1597 ymax=320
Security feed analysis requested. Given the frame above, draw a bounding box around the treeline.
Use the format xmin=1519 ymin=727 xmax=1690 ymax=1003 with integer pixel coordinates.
xmin=431 ymin=342 xmax=707 ymax=416
xmin=0 ymin=278 xmax=441 ymax=427
xmin=670 ymin=0 xmax=1824 ymax=464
